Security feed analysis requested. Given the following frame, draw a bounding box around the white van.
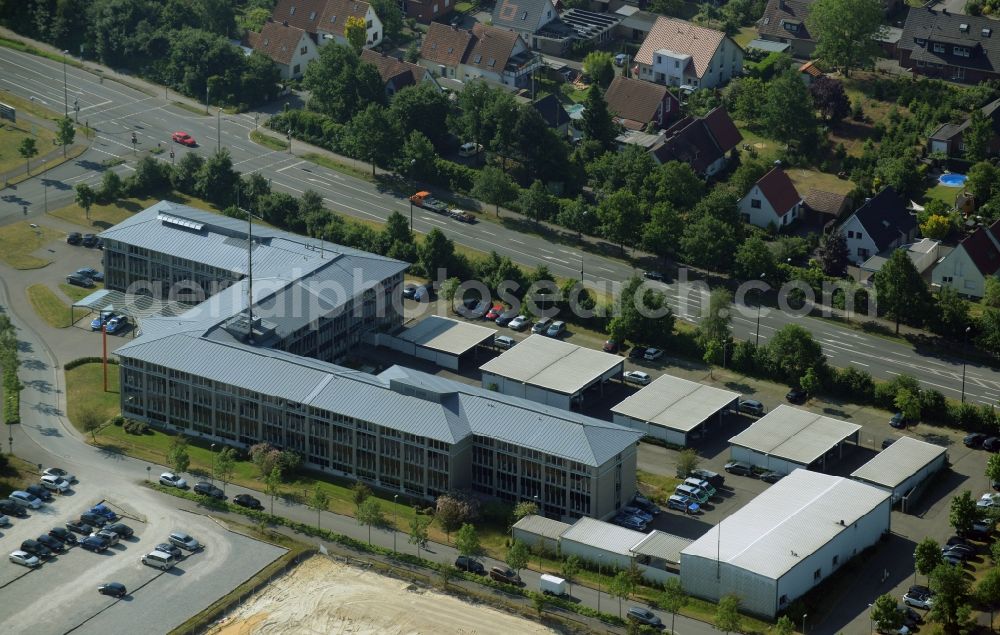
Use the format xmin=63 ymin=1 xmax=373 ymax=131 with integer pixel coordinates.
xmin=675 ymin=484 xmax=709 ymax=504
xmin=683 ymin=477 xmax=716 ymax=498
xmin=141 ymin=550 xmax=175 ymax=571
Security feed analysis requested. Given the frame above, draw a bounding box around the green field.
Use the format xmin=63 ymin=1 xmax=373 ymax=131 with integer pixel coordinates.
xmin=0 ymin=221 xmax=62 ymax=269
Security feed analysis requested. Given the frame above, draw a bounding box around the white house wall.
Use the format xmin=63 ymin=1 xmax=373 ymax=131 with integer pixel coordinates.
xmin=679 ymin=553 xmax=777 ymax=617
xmin=613 ymin=413 xmax=689 ymax=446
xmin=841 ymin=215 xmax=880 ymax=265
xmin=931 ymin=246 xmax=987 ymax=298
xmin=560 ymin=539 xmax=632 ymax=571
xmin=513 ymin=527 xmax=560 ymax=553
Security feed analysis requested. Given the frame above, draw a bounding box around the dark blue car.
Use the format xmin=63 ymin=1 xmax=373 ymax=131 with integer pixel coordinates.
xmin=80 ymin=535 xmax=109 ymax=553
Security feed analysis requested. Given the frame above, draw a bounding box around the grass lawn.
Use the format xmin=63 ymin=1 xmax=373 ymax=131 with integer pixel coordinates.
xmin=65 ymin=363 xmax=121 ymax=428
xmin=922 ymin=182 xmax=962 ymax=208
xmin=0 ymin=221 xmax=62 ymax=269
xmin=250 ymin=129 xmax=289 ymax=152
xmin=733 ymin=26 xmax=757 ymax=49
xmin=0 ymin=454 xmax=38 ymax=497
xmin=50 ymin=193 xmax=215 ymax=230
xmin=455 ymin=1 xmax=473 ymax=10
xmin=0 ymin=122 xmax=58 ymax=176
xmin=302 ymin=152 xmax=375 ymax=181
xmin=26 ymin=284 xmax=85 ymax=328
xmin=59 ymin=282 xmax=102 ymax=303
xmin=784 ymin=168 xmax=855 ymax=197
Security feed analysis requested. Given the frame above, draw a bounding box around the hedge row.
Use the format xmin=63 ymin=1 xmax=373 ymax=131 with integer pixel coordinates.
xmin=0 ymin=314 xmax=20 ymax=426
xmin=64 ymin=357 xmax=119 ymax=371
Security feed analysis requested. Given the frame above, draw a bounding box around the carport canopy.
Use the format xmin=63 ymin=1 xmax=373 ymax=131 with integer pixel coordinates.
xmin=71 ymin=290 xmax=190 ymax=333
xmin=728 ymin=405 xmax=862 ymax=468
xmin=398 ymin=315 xmax=496 ymax=357
xmin=611 ymin=373 xmax=739 ymax=434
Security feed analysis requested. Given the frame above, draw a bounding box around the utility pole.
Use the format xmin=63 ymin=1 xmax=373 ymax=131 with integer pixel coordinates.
xmin=217 ymin=108 xmax=221 ymax=153
xmin=62 ymin=50 xmax=69 ymax=117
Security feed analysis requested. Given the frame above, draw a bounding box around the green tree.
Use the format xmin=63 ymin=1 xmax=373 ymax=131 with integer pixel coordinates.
xmin=768 ymin=324 xmax=825 ymax=385
xmin=455 ymin=80 xmax=495 ymax=157
xmin=18 ymin=137 xmax=38 ymax=174
xmin=597 ymin=190 xmax=643 ymax=255
xmin=418 ymin=228 xmax=455 ymax=278
xmin=472 ymin=166 xmax=517 ymax=216
xmin=874 ymin=248 xmax=933 ymax=333
xmin=734 ymin=235 xmax=778 ymax=282
xmin=582 ymin=50 xmax=615 ymax=88
xmin=368 ymin=0 xmax=403 ymax=41
xmin=699 ymin=289 xmax=734 ymax=346
xmin=914 ymin=538 xmax=944 ymax=581
xmin=167 ymin=436 xmax=190 ymax=475
xmin=517 ymin=180 xmax=554 ymax=224
xmin=608 ymin=570 xmax=635 ymax=618
xmin=213 ymin=447 xmax=236 ymax=492
xmin=581 ymin=84 xmax=617 ymax=151
xmin=345 ymin=104 xmax=400 ymax=177
xmin=557 ymin=197 xmax=595 ymax=241
xmin=642 ymin=202 xmax=682 ymax=261
xmin=304 ymin=44 xmax=385 ymax=123
xmin=505 ymin=540 xmax=530 ymax=576
xmin=894 ymin=387 xmax=921 ymax=422
xmin=195 ymin=148 xmax=238 ymax=208
xmin=967 ymin=161 xmax=998 ymax=202
xmin=265 ymin=465 xmax=282 ymax=515
xmin=818 ymin=229 xmax=849 ymax=277
xmin=344 ymin=15 xmax=367 ymax=53
xmin=986 ymin=278 xmax=1000 ymax=309
xmin=807 ymin=0 xmax=885 ymax=75
xmin=932 ymin=286 xmax=970 ymax=339
xmin=950 ymin=490 xmax=978 ymax=535
xmin=56 ymin=116 xmax=75 ymax=157
xmin=988 ymin=454 xmax=1000 ymax=486
xmin=408 ymin=514 xmax=431 ymax=559
xmin=763 ymin=69 xmax=816 ymax=144
xmin=929 ymin=561 xmax=971 ymax=628
xmin=964 ymin=107 xmax=992 ymax=163
xmin=78 ymin=408 xmax=103 ymax=442
xmin=660 ymin=578 xmax=689 ymax=635
xmin=309 ymin=487 xmax=330 ymax=530
xmin=774 ymin=615 xmax=794 ymax=635
xmin=714 ymin=594 xmax=743 ymax=634
xmin=870 ymin=592 xmax=902 ymax=631
xmin=513 ymin=500 xmax=538 ymax=521
xmin=398 ymin=130 xmax=437 ymax=182
xmin=389 ymin=83 xmax=451 ymax=149
xmin=681 ymin=216 xmax=738 ymax=273
xmin=649 ymin=160 xmax=705 ymax=210
xmin=676 ymin=448 xmax=699 ymax=479
xmin=921 ymin=214 xmax=952 ymax=241
xmin=976 ymin=566 xmax=1000 ymax=619
xmin=99 ymin=170 xmax=122 ymax=203
xmin=730 ymin=76 xmax=768 ymax=127
xmin=560 ymin=555 xmax=581 ymax=596
xmin=357 ymin=497 xmax=385 ymax=544
xmin=352 ymin=481 xmax=372 ymax=508
xmin=809 ymin=76 xmax=850 ymax=122
xmin=455 ymin=522 xmax=482 ymax=559
xmin=75 ymin=183 xmax=96 ymax=220
xmin=800 ymin=367 xmax=821 ymax=395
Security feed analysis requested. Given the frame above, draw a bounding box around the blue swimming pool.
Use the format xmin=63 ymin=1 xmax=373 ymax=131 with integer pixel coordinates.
xmin=939 ymin=173 xmax=968 ymax=187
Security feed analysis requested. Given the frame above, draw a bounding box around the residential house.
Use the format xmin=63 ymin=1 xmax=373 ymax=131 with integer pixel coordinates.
xmin=360 ymin=49 xmax=440 ymax=96
xmin=756 ymin=0 xmax=816 ymax=59
xmin=532 ymin=94 xmax=572 ymax=136
xmin=247 ymin=20 xmax=318 ymax=80
xmin=650 ymin=106 xmax=743 ymax=177
xmin=803 ymin=188 xmax=851 ymax=227
xmin=271 ymin=0 xmax=383 ymax=49
xmin=861 ymin=238 xmax=941 ymax=286
xmin=738 ymin=167 xmax=803 ymax=230
xmin=419 ymin=23 xmax=540 ymax=88
xmin=635 ymin=17 xmax=744 ymax=90
xmin=492 ymin=0 xmax=560 ymax=41
xmin=931 ymin=221 xmax=1000 ymax=298
xmin=898 ymin=8 xmax=1000 ymax=84
xmin=615 ymin=6 xmax=658 ymax=44
xmin=603 ymin=75 xmax=679 ymax=131
xmin=491 ymin=0 xmax=620 ymax=54
xmin=927 ymin=97 xmax=1000 ymax=157
xmin=400 ymin=0 xmax=453 ymax=24
xmin=839 ymin=187 xmax=918 ymax=264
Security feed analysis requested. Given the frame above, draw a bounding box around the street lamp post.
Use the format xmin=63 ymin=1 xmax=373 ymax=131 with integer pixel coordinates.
xmin=802 ymin=613 xmax=807 ymax=634
xmin=868 ymin=603 xmax=873 ymax=634
xmin=217 ymin=108 xmax=222 ymax=153
xmin=409 ymin=198 xmax=413 ymax=230
xmin=755 ymin=273 xmax=766 ymax=346
xmin=962 ymin=325 xmax=972 ymax=403
xmin=597 ymin=555 xmax=602 ymax=614
xmin=393 ymin=494 xmax=399 ymax=553
xmin=62 ymin=50 xmax=69 ymax=117
xmin=205 ymin=85 xmax=210 ymax=115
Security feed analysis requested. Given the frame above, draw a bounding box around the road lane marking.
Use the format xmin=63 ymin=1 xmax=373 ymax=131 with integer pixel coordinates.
xmin=851 ymin=361 xmax=869 ymax=367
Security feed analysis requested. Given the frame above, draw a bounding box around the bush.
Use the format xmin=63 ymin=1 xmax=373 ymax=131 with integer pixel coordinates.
xmin=64 ymin=357 xmax=120 ymax=370
xmin=111 ymin=415 xmax=125 ymax=427
xmin=122 ymin=419 xmax=149 ymax=435
xmin=433 ymin=158 xmax=477 ymax=194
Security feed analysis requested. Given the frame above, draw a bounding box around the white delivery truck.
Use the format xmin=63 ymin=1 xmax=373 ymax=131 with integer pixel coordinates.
xmin=539 ymin=574 xmax=567 ymax=596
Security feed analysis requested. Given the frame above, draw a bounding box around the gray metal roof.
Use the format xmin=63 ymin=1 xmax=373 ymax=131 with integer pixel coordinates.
xmin=681 ymin=470 xmax=890 ymax=580
xmin=512 ymin=514 xmax=572 ymax=541
xmin=479 ymin=334 xmax=623 ymax=395
xmin=560 ymin=517 xmax=647 ymax=557
xmin=851 ymin=436 xmax=947 ymax=489
xmin=746 ymin=38 xmax=791 ymax=53
xmin=398 ymin=316 xmax=497 ymax=356
xmin=611 ymin=374 xmax=739 ymax=433
xmin=115 ymin=333 xmax=642 ymax=466
xmin=728 ymin=405 xmax=861 ymax=466
xmin=631 ymin=530 xmax=693 ymax=564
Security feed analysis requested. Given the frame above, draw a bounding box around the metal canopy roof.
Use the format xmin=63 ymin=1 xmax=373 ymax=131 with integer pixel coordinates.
xmin=560 ymin=517 xmax=647 ymax=557
xmin=850 ymin=436 xmax=946 ymax=489
xmin=682 ymin=470 xmax=890 ymax=580
xmin=631 ymin=530 xmax=693 ymax=564
xmin=728 ymin=405 xmax=861 ymax=466
xmin=611 ymin=373 xmax=739 ymax=432
xmin=479 ymin=334 xmax=623 ymax=395
xmin=512 ymin=514 xmax=571 ymax=541
xmin=398 ymin=316 xmax=496 ymax=356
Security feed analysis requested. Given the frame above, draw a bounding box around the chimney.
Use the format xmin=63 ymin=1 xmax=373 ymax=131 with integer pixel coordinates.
xmin=282 ymin=20 xmax=289 ymax=26
xmin=942 ymin=7 xmax=948 ymax=14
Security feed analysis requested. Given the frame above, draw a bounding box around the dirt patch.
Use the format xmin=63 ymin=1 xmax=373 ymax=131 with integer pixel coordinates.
xmin=211 ymin=556 xmax=557 ymax=634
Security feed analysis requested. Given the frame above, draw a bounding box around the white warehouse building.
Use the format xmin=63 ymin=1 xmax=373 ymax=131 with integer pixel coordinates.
xmin=851 ymin=436 xmax=947 ymax=510
xmin=680 ymin=470 xmax=891 ymax=618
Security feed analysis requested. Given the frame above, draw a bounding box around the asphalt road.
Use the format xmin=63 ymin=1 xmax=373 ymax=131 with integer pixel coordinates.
xmin=4 ymin=46 xmax=1000 ymax=407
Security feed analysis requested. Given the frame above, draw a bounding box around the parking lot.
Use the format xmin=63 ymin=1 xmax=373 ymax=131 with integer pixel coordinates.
xmin=0 ymin=478 xmax=286 ymax=635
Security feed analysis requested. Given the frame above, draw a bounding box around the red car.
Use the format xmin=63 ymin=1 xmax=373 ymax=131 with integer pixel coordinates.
xmin=171 ymin=131 xmax=196 ymax=147
xmin=485 ymin=304 xmax=504 ymax=320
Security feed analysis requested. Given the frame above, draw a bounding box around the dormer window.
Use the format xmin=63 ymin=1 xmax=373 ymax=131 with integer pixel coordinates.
xmin=915 ymin=38 xmax=926 ymax=46
xmin=330 ymin=15 xmax=336 ymax=23
xmin=521 ymin=10 xmax=528 ymax=19
xmin=954 ymin=46 xmax=970 ymax=57
xmin=781 ymin=19 xmax=800 ymax=33
xmin=984 ymin=28 xmax=993 ymax=37
xmin=309 ymin=10 xmax=316 ymax=20
xmin=959 ymin=23 xmax=969 ymax=33
xmin=933 ymin=43 xmax=945 ymax=53
xmin=474 ymin=54 xmax=482 ymax=63
xmin=263 ymin=38 xmax=270 ymax=46
xmin=290 ymin=6 xmax=296 ymax=15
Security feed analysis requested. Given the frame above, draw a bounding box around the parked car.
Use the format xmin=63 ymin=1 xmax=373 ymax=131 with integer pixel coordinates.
xmin=622 ymin=506 xmax=654 ymax=523
xmin=25 ymin=484 xmax=52 ymax=502
xmin=546 ymin=321 xmax=566 ymax=337
xmin=908 ymin=585 xmax=933 ymax=597
xmin=455 ymin=555 xmax=485 ymax=574
xmin=234 ymin=494 xmax=263 ymax=510
xmin=738 ymin=399 xmax=765 ymax=416
xmin=985 ymin=437 xmax=1000 ymax=452
xmin=66 ymin=232 xmax=82 ymax=245
xmin=628 ymin=346 xmax=647 ymax=360
xmin=76 ymin=267 xmax=104 ymax=281
xmin=90 ymin=312 xmax=113 ymax=330
xmin=972 ymin=518 xmax=994 ymax=537
xmin=79 ymin=512 xmax=108 ymax=528
xmin=666 ymin=494 xmax=693 ymax=512
xmin=48 ymin=527 xmax=78 ymax=546
xmin=494 ymin=335 xmax=516 ymax=350
xmin=92 ymin=529 xmax=119 ymax=546
xmin=66 ymin=273 xmax=94 ymax=288
xmin=495 ymin=308 xmax=519 ymax=327
xmin=0 ymin=514 xmax=9 ymax=527
xmin=9 ymin=490 xmax=42 ymax=509
xmin=942 ymin=543 xmax=975 ymax=559
xmin=458 ymin=142 xmax=483 ymax=157
xmin=643 ymin=348 xmax=664 ymax=361
xmin=508 ymin=315 xmax=530 ymax=331
xmin=613 ymin=515 xmax=646 ymax=531
xmin=761 ymin=471 xmax=785 ymax=484
xmin=105 ymin=315 xmax=128 ymax=334
xmin=458 ymin=298 xmax=489 ymax=319
xmin=489 ymin=566 xmax=522 ymax=585
xmin=9 ymin=550 xmax=41 ymax=568
xmin=168 ymin=531 xmax=201 ymax=551
xmin=81 ymin=233 xmax=99 ymax=248
xmin=724 ymin=461 xmax=755 ymax=477
xmin=942 ymin=552 xmax=964 ymax=566
xmin=36 ymin=535 xmax=66 ymax=553
xmin=43 ymin=467 xmax=76 ymax=483
xmin=689 ymin=468 xmax=724 ymax=488
xmin=0 ymin=500 xmax=26 ymax=517
xmin=39 ymin=474 xmax=70 ymax=493
xmin=171 ymin=131 xmax=197 ymax=146
xmin=80 ymin=535 xmax=109 ymax=553
xmin=904 ymin=592 xmax=934 ymax=609
xmin=159 ymin=472 xmax=187 ymax=488
xmin=193 ymin=481 xmax=225 ymax=499
xmin=89 ymin=504 xmax=118 ymax=521
xmin=402 ymin=284 xmax=417 ymax=299
xmin=485 ymin=304 xmax=504 ymax=321
xmin=785 ymin=388 xmax=807 ymax=404
xmin=20 ymin=539 xmax=52 ymax=559
xmin=889 ymin=412 xmax=909 ymax=429
xmin=66 ymin=519 xmax=94 ymax=534
xmin=155 ymin=542 xmax=183 ymax=559
xmin=882 ymin=438 xmax=897 ymax=450
xmin=978 ymin=493 xmax=1000 ymax=508
xmin=141 ymin=550 xmax=176 ymax=571
xmin=602 ymin=339 xmax=619 ymax=353
xmin=642 ymin=270 xmax=664 ymax=281
xmin=627 ymin=607 xmax=663 ymax=627
xmin=98 ymin=582 xmax=127 ymax=598
xmin=531 ymin=318 xmax=552 ymax=334
xmin=623 ymin=370 xmax=651 ymax=386
xmin=965 ymin=433 xmax=987 ymax=448
xmin=106 ymin=523 xmax=134 ymax=539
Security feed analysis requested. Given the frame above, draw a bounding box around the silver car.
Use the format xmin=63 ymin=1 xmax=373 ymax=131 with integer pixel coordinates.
xmin=168 ymin=531 xmax=201 ymax=551
xmin=9 ymin=491 xmax=42 ymax=509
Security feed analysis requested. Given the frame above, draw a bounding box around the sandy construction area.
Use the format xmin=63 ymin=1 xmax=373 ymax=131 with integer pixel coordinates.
xmin=213 ymin=555 xmax=557 ymax=635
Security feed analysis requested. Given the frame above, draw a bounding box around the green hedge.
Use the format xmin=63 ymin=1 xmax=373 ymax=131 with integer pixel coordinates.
xmin=1 ymin=313 xmax=20 ymax=425
xmin=64 ymin=357 xmax=119 ymax=370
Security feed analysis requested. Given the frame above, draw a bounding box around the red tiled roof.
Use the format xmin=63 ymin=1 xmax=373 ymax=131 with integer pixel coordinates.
xmin=755 ymin=167 xmax=801 ymax=216
xmin=961 ymin=220 xmax=1000 ymax=276
xmin=465 ymin=23 xmax=521 ymax=74
xmin=360 ymin=49 xmax=428 ymax=89
xmin=422 ymin=22 xmax=474 ymax=68
xmin=757 ymin=0 xmax=815 ymax=43
xmin=635 ymin=17 xmax=726 ymax=79
xmin=799 ymin=60 xmax=822 ymax=78
xmin=603 ymin=76 xmax=673 ymax=129
xmin=271 ymin=0 xmax=329 ymax=33
xmin=251 ymin=21 xmax=308 ymax=66
xmin=319 ymin=0 xmax=372 ymax=39
xmin=702 ymin=106 xmax=742 ymax=152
